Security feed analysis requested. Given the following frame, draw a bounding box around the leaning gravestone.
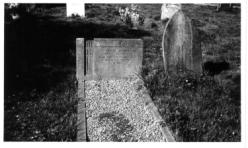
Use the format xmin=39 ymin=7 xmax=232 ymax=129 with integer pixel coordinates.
xmin=76 ymin=38 xmax=173 ymax=142
xmin=162 ymin=10 xmax=202 ymax=74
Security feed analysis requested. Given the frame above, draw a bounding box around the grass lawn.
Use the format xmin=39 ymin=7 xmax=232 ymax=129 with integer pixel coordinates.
xmin=140 ymin=4 xmax=240 ymax=141
xmin=4 ymin=4 xmax=240 ymax=141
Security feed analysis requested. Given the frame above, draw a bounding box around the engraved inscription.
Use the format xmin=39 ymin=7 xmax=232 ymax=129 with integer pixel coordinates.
xmin=87 ymin=39 xmax=143 ymax=79
xmin=97 ymin=48 xmax=136 ymax=64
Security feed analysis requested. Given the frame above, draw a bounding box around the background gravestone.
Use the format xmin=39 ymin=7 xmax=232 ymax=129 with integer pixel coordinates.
xmin=162 ymin=11 xmax=202 ymax=74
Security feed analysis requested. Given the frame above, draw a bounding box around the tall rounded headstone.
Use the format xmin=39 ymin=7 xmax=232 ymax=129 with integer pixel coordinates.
xmin=162 ymin=10 xmax=202 ymax=74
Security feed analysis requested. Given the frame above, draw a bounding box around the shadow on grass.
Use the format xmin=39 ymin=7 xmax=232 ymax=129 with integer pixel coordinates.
xmin=4 ymin=11 xmax=151 ymax=141
xmin=5 ymin=13 xmax=151 ymax=94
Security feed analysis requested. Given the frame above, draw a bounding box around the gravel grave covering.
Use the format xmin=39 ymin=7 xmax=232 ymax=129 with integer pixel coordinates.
xmin=86 ymin=77 xmax=164 ymax=142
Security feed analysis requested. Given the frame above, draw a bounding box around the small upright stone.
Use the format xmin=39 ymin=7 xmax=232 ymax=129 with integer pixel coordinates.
xmin=76 ymin=38 xmax=85 ymax=81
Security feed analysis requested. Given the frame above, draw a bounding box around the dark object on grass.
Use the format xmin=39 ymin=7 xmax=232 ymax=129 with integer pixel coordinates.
xmin=216 ymin=4 xmax=240 ymax=12
xmin=151 ymin=22 xmax=157 ymax=28
xmin=203 ymin=60 xmax=230 ymax=76
xmin=153 ymin=15 xmax=160 ymax=21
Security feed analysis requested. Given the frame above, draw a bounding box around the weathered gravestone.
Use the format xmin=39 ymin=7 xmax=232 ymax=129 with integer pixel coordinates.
xmin=77 ymin=38 xmax=143 ymax=80
xmin=162 ymin=10 xmax=202 ymax=74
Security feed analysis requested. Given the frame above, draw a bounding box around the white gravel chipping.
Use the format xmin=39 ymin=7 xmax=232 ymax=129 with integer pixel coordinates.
xmin=85 ymin=77 xmax=164 ymax=142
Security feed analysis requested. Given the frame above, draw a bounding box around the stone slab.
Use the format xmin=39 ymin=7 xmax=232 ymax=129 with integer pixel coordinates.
xmin=91 ymin=38 xmax=143 ymax=80
xmin=77 ymin=38 xmax=143 ymax=80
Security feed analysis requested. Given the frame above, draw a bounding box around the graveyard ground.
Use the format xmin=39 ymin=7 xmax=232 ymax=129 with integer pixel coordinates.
xmin=4 ymin=4 xmax=240 ymax=141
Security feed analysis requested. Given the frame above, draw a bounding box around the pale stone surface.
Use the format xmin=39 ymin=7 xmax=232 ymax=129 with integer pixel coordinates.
xmin=77 ymin=38 xmax=143 ymax=80
xmin=92 ymin=39 xmax=143 ymax=80
xmin=76 ymin=38 xmax=84 ymax=81
xmin=76 ymin=38 xmax=86 ymax=141
xmin=86 ymin=40 xmax=93 ymax=76
xmin=162 ymin=11 xmax=202 ymax=74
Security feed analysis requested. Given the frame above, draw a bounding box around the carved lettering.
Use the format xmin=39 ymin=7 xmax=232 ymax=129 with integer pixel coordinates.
xmin=86 ymin=39 xmax=143 ymax=79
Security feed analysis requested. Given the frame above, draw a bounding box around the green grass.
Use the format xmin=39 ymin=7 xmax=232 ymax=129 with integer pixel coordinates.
xmin=4 ymin=5 xmax=79 ymax=141
xmin=139 ymin=4 xmax=240 ymax=141
xmin=4 ymin=71 xmax=78 ymax=141
xmin=141 ymin=69 xmax=240 ymax=141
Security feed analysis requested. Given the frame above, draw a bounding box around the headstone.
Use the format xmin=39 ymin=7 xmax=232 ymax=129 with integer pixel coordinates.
xmin=66 ymin=2 xmax=85 ymax=17
xmin=162 ymin=10 xmax=202 ymax=74
xmin=76 ymin=38 xmax=143 ymax=80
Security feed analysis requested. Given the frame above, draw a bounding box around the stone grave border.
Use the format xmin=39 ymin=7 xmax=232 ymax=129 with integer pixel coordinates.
xmin=76 ymin=38 xmax=87 ymax=141
xmin=139 ymin=81 xmax=175 ymax=142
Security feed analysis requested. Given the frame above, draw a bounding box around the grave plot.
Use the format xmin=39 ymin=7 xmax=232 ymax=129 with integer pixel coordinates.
xmin=76 ymin=38 xmax=173 ymax=142
xmin=85 ymin=79 xmax=164 ymax=142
